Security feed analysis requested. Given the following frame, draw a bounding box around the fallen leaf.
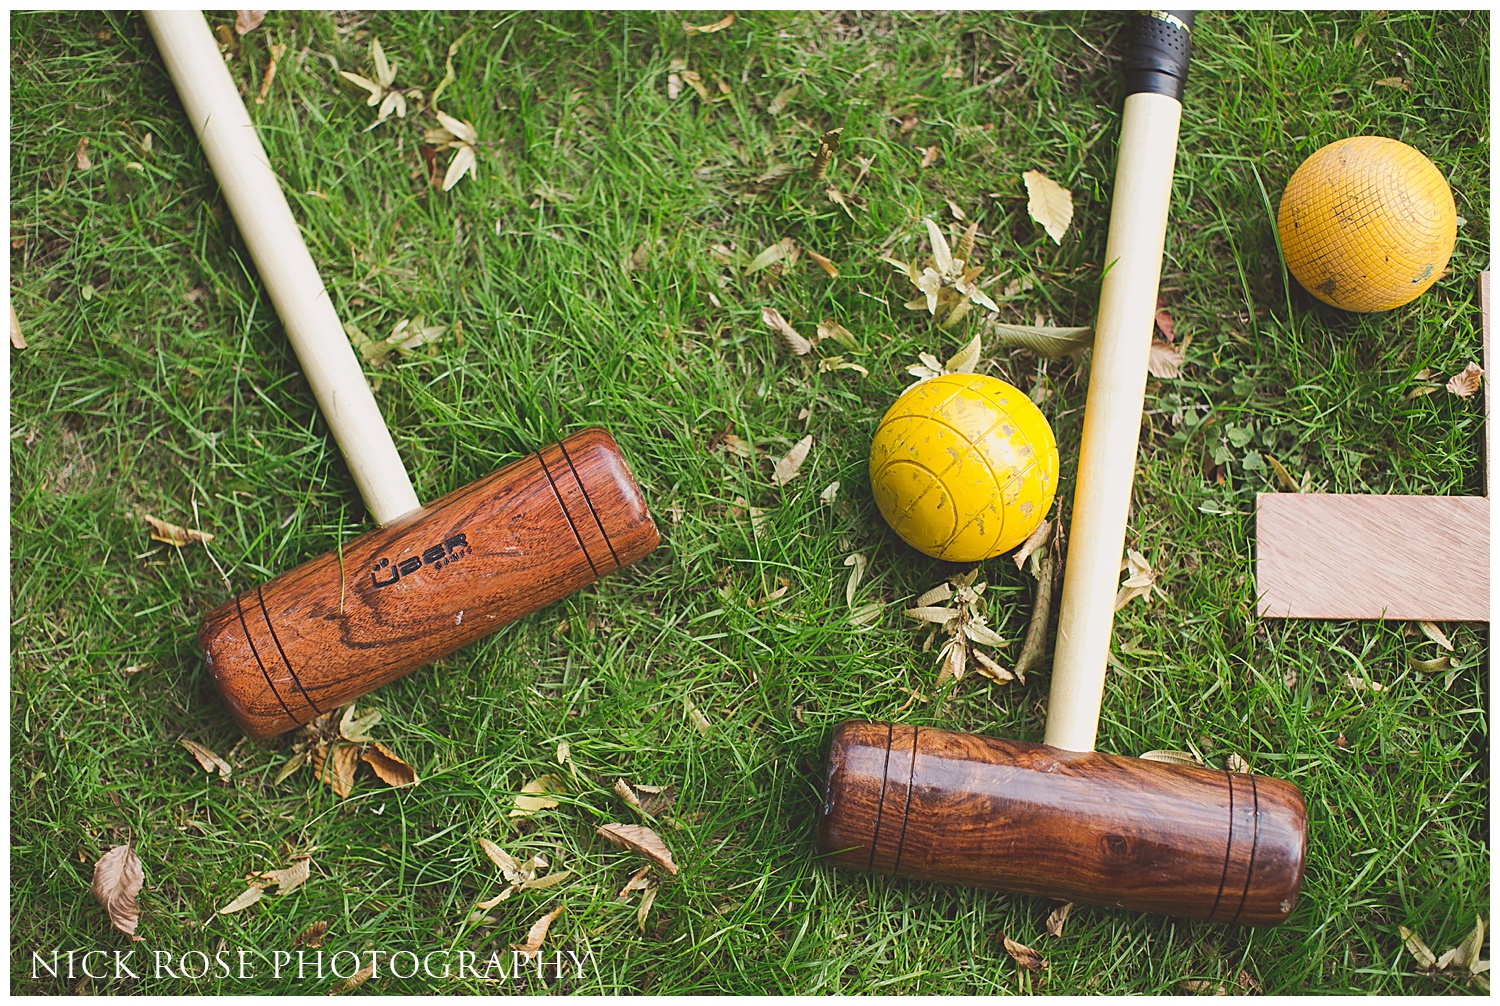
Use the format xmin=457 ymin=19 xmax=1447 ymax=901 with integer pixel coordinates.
xmin=1401 ymin=925 xmax=1438 ymax=968
xmin=817 ymin=321 xmax=859 ymax=351
xmin=512 ymin=904 xmax=566 ymax=957
xmin=1447 ymin=362 xmax=1483 ymax=398
xmin=1234 ymin=970 xmax=1262 ymax=994
xmin=1408 ymin=653 xmax=1451 ymax=674
xmin=258 ymin=856 xmax=311 ymax=895
xmin=771 ymin=435 xmax=813 ymax=486
xmin=811 ymin=128 xmax=842 ymax=181
xmin=511 ymin=774 xmax=565 ymax=818
xmin=982 ymin=321 xmax=1093 ymax=358
xmin=1147 ymin=337 xmax=1184 ymax=379
xmin=805 ymin=248 xmax=839 ymax=277
xmin=294 ymin=920 xmax=328 ymax=948
xmin=1345 ymin=673 xmax=1385 ymax=693
xmin=442 ymin=143 xmax=477 ymax=192
xmin=1139 ymin=749 xmax=1203 ymax=766
xmin=274 ymin=748 xmax=311 ymax=785
xmin=218 ymin=884 xmax=265 ymax=915
xmin=1045 ymin=902 xmax=1073 ymax=937
xmin=314 ymin=743 xmax=358 ymax=798
xmin=1375 ymin=76 xmax=1412 ymax=92
xmin=820 ymin=481 xmax=841 ymax=505
xmin=768 ymin=85 xmax=798 ymax=114
xmin=235 ymin=9 xmax=267 ymax=35
xmin=843 ymin=553 xmax=867 ymax=607
xmin=637 ymin=880 xmax=660 ymax=932
xmin=479 ymin=838 xmax=529 ymax=886
xmin=945 ymin=332 xmax=982 ymax=374
xmin=328 ymin=961 xmax=374 ymax=995
xmin=180 ymin=738 xmax=232 ymax=779
xmin=141 ymin=513 xmax=214 ymax=547
xmin=614 ymin=778 xmax=650 ymax=817
xmin=617 ymin=864 xmax=653 ymax=899
xmin=849 ymin=601 xmax=884 ymax=627
xmin=1265 ymin=454 xmax=1299 ymax=492
xmin=971 ymin=648 xmax=1014 ymax=685
xmin=1226 ymin=753 xmax=1250 ymax=774
xmin=1178 ymin=979 xmax=1228 ymax=994
xmin=747 ymin=238 xmax=795 ymax=275
xmin=9 ymin=304 xmax=24 ymax=350
xmin=719 ymin=434 xmax=758 ymax=460
xmin=680 ymin=68 xmax=712 ymax=103
xmin=1002 ymin=934 xmax=1047 ymax=972
xmin=361 ymin=742 xmax=418 ymax=788
xmin=1013 ymin=520 xmax=1053 ymax=570
xmin=768 ymin=307 xmax=816 ymax=353
xmin=667 ymin=59 xmax=683 ymax=100
xmin=1418 ymin=621 xmax=1455 ymax=651
xmin=1114 ymin=548 xmax=1157 ymax=610
xmin=1023 ymin=169 xmax=1074 ymax=244
xmin=75 ymin=137 xmax=91 ymax=171
xmin=521 ymin=870 xmax=572 ymax=891
xmin=906 ymin=605 xmax=959 ymax=625
xmin=556 ymin=741 xmax=570 ymax=765
xmin=596 ymin=823 xmax=679 ymax=875
xmin=90 ymin=845 xmax=144 ymax=940
xmin=1452 ymin=916 xmax=1487 ymax=973
xmin=1154 ymin=304 xmax=1176 ymax=342
xmin=683 ymin=13 xmax=735 ymax=34
xmin=338 ymin=704 xmax=382 ymax=742
xmin=919 ymin=145 xmax=940 ymax=169
xmin=818 ymin=355 xmax=868 ymax=377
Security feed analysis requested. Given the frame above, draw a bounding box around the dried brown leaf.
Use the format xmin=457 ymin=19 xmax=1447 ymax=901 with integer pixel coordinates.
xmin=771 ymin=435 xmax=813 ymax=486
xmin=1045 ymin=901 xmax=1073 ymax=937
xmin=10 ymin=304 xmax=25 ymax=350
xmin=1401 ymin=925 xmax=1438 ymax=968
xmin=1022 ymin=169 xmax=1074 ymax=244
xmin=1114 ymin=548 xmax=1156 ymax=610
xmin=817 ymin=321 xmax=859 ymax=351
xmin=328 ymin=961 xmax=374 ymax=995
xmin=945 ymin=331 xmax=982 ymax=374
xmin=338 ymin=704 xmax=381 ymax=743
xmin=142 ymin=513 xmax=213 ymax=546
xmin=511 ymin=774 xmax=565 ymax=818
xmin=762 ymin=307 xmax=810 ymax=358
xmin=1013 ymin=519 xmax=1053 ymax=570
xmin=294 ymin=920 xmax=328 ymax=948
xmin=811 ymin=127 xmax=842 ymax=181
xmin=1447 ymin=362 xmax=1483 ymax=398
xmin=521 ymin=870 xmax=573 ymax=891
xmin=91 ymin=845 xmax=144 ymax=939
xmin=512 ymin=903 xmax=566 ymax=957
xmin=75 ymin=137 xmax=91 ymax=171
xmin=768 ymin=85 xmax=798 ymax=115
xmin=1002 ymin=934 xmax=1047 ymax=972
xmin=971 ymin=648 xmax=1014 ymax=685
xmin=1375 ymin=76 xmax=1412 ymax=92
xmin=596 ymin=823 xmax=679 ymax=875
xmin=1418 ymin=620 xmax=1455 ymax=651
xmin=258 ymin=856 xmax=311 ymax=895
xmin=919 ymin=145 xmax=940 ymax=169
xmin=1265 ymin=454 xmax=1299 ymax=492
xmin=684 ymin=13 xmax=736 ymax=34
xmin=1178 ymin=979 xmax=1228 ymax=994
xmin=235 ymin=10 xmax=267 ymax=35
xmin=1226 ymin=753 xmax=1250 ymax=774
xmin=636 ymin=880 xmax=660 ymax=932
xmin=1154 ymin=305 xmax=1176 ymax=342
xmin=180 ymin=738 xmax=232 ymax=779
xmin=314 ymin=742 xmax=358 ymax=798
xmin=1147 ymin=336 xmax=1184 ymax=379
xmin=617 ymin=864 xmax=653 ymax=900
xmin=274 ymin=748 xmax=311 ymax=785
xmin=1139 ymin=749 xmax=1203 ymax=767
xmin=747 ymin=238 xmax=795 ymax=275
xmin=805 ymin=248 xmax=839 ymax=277
xmin=218 ymin=884 xmax=265 ymax=915
xmin=361 ymin=742 xmax=418 ymax=788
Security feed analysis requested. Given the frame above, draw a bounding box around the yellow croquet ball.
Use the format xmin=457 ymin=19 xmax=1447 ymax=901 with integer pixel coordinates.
xmin=1277 ymin=136 xmax=1456 ymax=312
xmin=869 ymin=373 xmax=1058 ymax=562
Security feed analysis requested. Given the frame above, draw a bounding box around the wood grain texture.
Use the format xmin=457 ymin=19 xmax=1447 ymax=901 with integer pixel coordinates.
xmin=1255 ymin=494 xmax=1488 ymax=621
xmin=817 ymin=722 xmax=1307 ymax=927
xmin=200 ymin=428 xmax=659 ymax=737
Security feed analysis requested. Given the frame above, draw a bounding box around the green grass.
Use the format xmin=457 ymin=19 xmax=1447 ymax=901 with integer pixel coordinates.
xmin=11 ymin=10 xmax=1488 ymax=994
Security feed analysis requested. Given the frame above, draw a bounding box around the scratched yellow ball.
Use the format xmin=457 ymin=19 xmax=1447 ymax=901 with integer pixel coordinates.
xmin=869 ymin=373 xmax=1058 ymax=562
xmin=1277 ymin=136 xmax=1456 ymax=312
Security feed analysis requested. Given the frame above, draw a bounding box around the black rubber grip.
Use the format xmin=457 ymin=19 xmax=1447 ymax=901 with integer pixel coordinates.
xmin=1123 ymin=10 xmax=1194 ymax=102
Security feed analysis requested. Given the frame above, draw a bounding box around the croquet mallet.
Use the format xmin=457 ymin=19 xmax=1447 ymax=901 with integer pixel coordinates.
xmin=146 ymin=11 xmax=660 ymax=739
xmin=817 ymin=11 xmax=1308 ymax=927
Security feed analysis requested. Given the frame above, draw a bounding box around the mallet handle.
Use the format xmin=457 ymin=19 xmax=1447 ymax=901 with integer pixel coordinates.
xmin=145 ymin=11 xmax=421 ymax=524
xmin=1046 ymin=12 xmax=1193 ymax=751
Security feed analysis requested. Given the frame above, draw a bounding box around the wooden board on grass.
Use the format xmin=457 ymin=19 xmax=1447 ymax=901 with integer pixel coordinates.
xmin=1256 ymin=271 xmax=1489 ymax=623
xmin=1255 ymin=493 xmax=1488 ymax=621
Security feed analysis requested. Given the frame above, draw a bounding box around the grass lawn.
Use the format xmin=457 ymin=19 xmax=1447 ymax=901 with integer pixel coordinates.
xmin=10 ymin=10 xmax=1488 ymax=994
